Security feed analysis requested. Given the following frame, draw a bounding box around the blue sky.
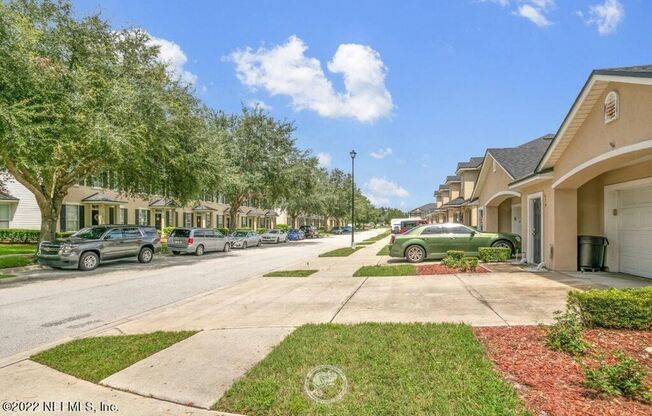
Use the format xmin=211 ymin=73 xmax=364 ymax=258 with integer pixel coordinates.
xmin=74 ymin=0 xmax=652 ymax=210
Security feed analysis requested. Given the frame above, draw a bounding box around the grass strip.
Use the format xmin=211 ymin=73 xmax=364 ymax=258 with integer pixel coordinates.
xmin=264 ymin=270 xmax=318 ymax=277
xmin=0 ymin=273 xmax=16 ymax=280
xmin=214 ymin=323 xmax=529 ymax=415
xmin=376 ymin=245 xmax=390 ymax=256
xmin=0 ymin=244 xmax=38 ymax=255
xmin=31 ymin=331 xmax=197 ymax=383
xmin=319 ymin=247 xmax=361 ymax=257
xmin=353 ymin=264 xmax=416 ymax=277
xmin=0 ymin=255 xmax=34 ymax=269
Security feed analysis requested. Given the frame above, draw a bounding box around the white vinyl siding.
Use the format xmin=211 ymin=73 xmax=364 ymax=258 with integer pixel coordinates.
xmin=4 ymin=175 xmax=41 ymax=229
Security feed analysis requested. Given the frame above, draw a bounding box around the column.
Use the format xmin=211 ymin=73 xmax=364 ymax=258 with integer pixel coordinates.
xmin=551 ymin=188 xmax=578 ymax=271
xmin=485 ymin=206 xmax=498 ymax=232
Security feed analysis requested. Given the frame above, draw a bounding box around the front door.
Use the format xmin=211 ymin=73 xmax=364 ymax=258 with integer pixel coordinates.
xmin=529 ymin=197 xmax=542 ymax=264
xmin=108 ymin=207 xmax=115 ymax=225
xmin=91 ymin=209 xmax=100 ymax=225
xmin=155 ymin=212 xmax=162 ymax=230
xmin=196 ymin=215 xmax=203 ymax=227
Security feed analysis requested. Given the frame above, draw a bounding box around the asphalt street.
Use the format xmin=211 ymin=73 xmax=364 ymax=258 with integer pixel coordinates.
xmin=0 ymin=231 xmax=378 ymax=359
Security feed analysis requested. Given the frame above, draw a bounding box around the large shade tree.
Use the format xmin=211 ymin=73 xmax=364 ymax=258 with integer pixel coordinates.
xmin=0 ymin=0 xmax=209 ymax=241
xmin=210 ymin=107 xmax=301 ymax=231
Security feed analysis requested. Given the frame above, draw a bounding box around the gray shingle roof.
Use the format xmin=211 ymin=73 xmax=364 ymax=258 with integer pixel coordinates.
xmin=149 ymin=198 xmax=180 ymax=208
xmin=81 ymin=192 xmax=127 ymax=204
xmin=445 ymin=175 xmax=461 ymax=183
xmin=457 ymin=157 xmax=484 ymax=170
xmin=594 ymin=65 xmax=652 ymax=78
xmin=410 ymin=202 xmax=437 ymax=214
xmin=441 ymin=197 xmax=465 ymax=207
xmin=0 ymin=192 xmax=18 ymax=201
xmin=487 ymin=134 xmax=554 ymax=180
xmin=438 ymin=184 xmax=449 ymax=191
xmin=193 ymin=203 xmax=216 ymax=212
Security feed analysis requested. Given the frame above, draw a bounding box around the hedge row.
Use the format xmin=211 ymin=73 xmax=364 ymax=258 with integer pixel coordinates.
xmin=0 ymin=229 xmax=75 ymax=243
xmin=478 ymin=247 xmax=512 ymax=262
xmin=568 ymin=287 xmax=652 ymax=330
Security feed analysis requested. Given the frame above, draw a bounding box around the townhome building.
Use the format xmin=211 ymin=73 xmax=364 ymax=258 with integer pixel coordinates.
xmin=1 ymin=174 xmax=279 ymax=233
xmin=456 ymin=157 xmax=483 ymax=228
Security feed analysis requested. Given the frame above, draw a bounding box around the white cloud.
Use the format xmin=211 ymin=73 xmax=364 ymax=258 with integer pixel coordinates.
xmin=482 ymin=0 xmax=555 ymax=27
xmin=364 ymin=193 xmax=390 ymax=207
xmin=317 ymin=152 xmax=332 ymax=168
xmin=515 ymin=4 xmax=552 ymax=27
xmin=227 ymin=36 xmax=393 ymax=122
xmin=585 ymin=0 xmax=624 ymax=35
xmin=370 ymin=147 xmax=393 ymax=159
xmin=148 ymin=35 xmax=197 ymax=86
xmin=365 ymin=177 xmax=409 ymax=198
xmin=247 ymin=99 xmax=272 ymax=111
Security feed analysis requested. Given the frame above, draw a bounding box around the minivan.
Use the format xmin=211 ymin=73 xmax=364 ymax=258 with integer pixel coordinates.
xmin=167 ymin=228 xmax=230 ymax=256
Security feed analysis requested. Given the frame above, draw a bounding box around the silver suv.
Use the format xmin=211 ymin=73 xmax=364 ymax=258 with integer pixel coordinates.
xmin=167 ymin=228 xmax=230 ymax=256
xmin=38 ymin=225 xmax=161 ymax=271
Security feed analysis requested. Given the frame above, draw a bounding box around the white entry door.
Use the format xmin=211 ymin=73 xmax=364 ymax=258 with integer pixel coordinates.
xmin=618 ymin=186 xmax=652 ymax=278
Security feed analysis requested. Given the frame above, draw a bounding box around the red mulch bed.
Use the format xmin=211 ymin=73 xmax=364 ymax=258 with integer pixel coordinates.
xmin=415 ymin=264 xmax=489 ymax=275
xmin=474 ymin=326 xmax=652 ymax=416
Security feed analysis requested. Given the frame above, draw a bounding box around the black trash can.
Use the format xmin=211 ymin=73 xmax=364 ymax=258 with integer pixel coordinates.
xmin=577 ymin=235 xmax=609 ymax=272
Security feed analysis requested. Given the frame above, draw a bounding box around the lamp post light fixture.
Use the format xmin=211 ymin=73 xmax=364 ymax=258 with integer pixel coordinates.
xmin=350 ymin=150 xmax=357 ymax=249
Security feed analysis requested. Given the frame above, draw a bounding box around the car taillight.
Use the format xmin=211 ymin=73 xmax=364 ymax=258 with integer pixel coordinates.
xmin=390 ymin=235 xmax=395 ymax=245
xmin=187 ymin=237 xmax=194 ymax=244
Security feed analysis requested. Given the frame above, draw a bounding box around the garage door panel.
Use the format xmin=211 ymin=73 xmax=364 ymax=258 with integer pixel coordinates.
xmin=618 ymin=186 xmax=652 ymax=279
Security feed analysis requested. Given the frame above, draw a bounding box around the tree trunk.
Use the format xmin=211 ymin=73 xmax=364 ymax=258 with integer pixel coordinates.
xmin=229 ymin=206 xmax=238 ymax=232
xmin=38 ymin=199 xmax=62 ymax=242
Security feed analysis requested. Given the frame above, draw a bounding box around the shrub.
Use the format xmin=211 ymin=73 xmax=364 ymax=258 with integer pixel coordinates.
xmin=161 ymin=226 xmax=176 ymax=238
xmin=478 ymin=247 xmax=512 ymax=262
xmin=237 ymin=227 xmax=252 ymax=231
xmin=56 ymin=231 xmax=75 ymax=239
xmin=447 ymin=250 xmax=465 ymax=261
xmin=256 ymin=228 xmax=267 ymax=234
xmin=275 ymin=224 xmax=289 ymax=231
xmin=546 ymin=310 xmax=589 ymax=356
xmin=459 ymin=256 xmax=479 ymax=272
xmin=584 ymin=351 xmax=651 ymax=402
xmin=216 ymin=228 xmax=229 ymax=236
xmin=0 ymin=228 xmax=41 ymax=243
xmin=567 ymin=287 xmax=652 ymax=330
xmin=441 ymin=255 xmax=459 ymax=268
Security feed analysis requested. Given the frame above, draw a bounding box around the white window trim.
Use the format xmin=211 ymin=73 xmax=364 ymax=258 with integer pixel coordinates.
xmin=527 ymin=192 xmax=544 ymax=265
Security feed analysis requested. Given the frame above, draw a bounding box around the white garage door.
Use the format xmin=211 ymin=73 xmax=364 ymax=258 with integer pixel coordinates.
xmin=618 ymin=186 xmax=652 ymax=278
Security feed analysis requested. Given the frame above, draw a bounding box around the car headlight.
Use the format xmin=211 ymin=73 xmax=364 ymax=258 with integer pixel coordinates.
xmin=60 ymin=244 xmax=73 ymax=254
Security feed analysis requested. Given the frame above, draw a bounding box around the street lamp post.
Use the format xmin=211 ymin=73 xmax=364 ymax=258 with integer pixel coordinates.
xmin=350 ymin=150 xmax=357 ymax=249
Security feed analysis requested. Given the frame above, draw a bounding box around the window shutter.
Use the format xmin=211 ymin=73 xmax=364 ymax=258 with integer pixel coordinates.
xmin=60 ymin=206 xmax=67 ymax=232
xmin=78 ymin=206 xmax=85 ymax=230
xmin=135 ymin=210 xmax=140 ymax=225
xmin=146 ymin=210 xmax=151 ymax=225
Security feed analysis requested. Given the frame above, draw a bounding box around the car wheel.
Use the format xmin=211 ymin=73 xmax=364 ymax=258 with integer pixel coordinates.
xmin=243 ymin=242 xmax=247 ymax=249
xmin=257 ymin=240 xmax=262 ymax=247
xmin=492 ymin=240 xmax=514 ymax=253
xmin=276 ymin=238 xmax=279 ymax=244
xmin=223 ymin=243 xmax=230 ymax=253
xmin=405 ymin=245 xmax=426 ymax=263
xmin=79 ymin=251 xmax=99 ymax=271
xmin=138 ymin=247 xmax=154 ymax=263
xmin=171 ymin=250 xmax=180 ymax=255
xmin=195 ymin=244 xmax=205 ymax=256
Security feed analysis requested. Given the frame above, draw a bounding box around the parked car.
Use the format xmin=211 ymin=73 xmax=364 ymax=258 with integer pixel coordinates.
xmin=37 ymin=225 xmax=161 ymax=271
xmin=230 ymin=230 xmax=262 ymax=248
xmin=341 ymin=226 xmax=352 ymax=234
xmin=330 ymin=227 xmax=343 ymax=235
xmin=398 ymin=219 xmax=428 ymax=234
xmin=299 ymin=225 xmax=319 ymax=238
xmin=388 ymin=223 xmax=521 ymax=263
xmin=167 ymin=228 xmax=229 ymax=256
xmin=287 ymin=229 xmax=305 ymax=241
xmin=261 ymin=229 xmax=288 ymax=243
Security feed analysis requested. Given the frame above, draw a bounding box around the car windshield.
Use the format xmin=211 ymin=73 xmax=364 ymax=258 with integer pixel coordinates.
xmin=170 ymin=229 xmax=190 ymax=238
xmin=71 ymin=227 xmax=109 ymax=240
xmin=232 ymin=231 xmax=248 ymax=237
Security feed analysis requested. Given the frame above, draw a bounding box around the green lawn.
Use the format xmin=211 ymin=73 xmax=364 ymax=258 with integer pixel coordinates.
xmin=319 ymin=247 xmax=361 ymax=257
xmin=0 ymin=255 xmax=34 ymax=269
xmin=376 ymin=245 xmax=389 ymax=256
xmin=215 ymin=323 xmax=529 ymax=415
xmin=0 ymin=273 xmax=16 ymax=280
xmin=353 ymin=264 xmax=416 ymax=277
xmin=264 ymin=270 xmax=318 ymax=277
xmin=0 ymin=243 xmax=38 ymax=255
xmin=31 ymin=331 xmax=197 ymax=383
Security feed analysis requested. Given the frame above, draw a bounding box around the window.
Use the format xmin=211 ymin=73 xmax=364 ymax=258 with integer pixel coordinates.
xmin=492 ymin=159 xmax=497 ymax=173
xmin=184 ymin=213 xmax=192 ymax=228
xmin=123 ymin=227 xmax=142 ymax=238
xmin=206 ymin=213 xmax=212 ymax=227
xmin=104 ymin=229 xmax=123 ymax=240
xmin=217 ymin=214 xmax=224 ymax=227
xmin=0 ymin=204 xmax=10 ymax=228
xmin=448 ymin=225 xmax=472 ymax=234
xmin=135 ymin=209 xmax=150 ymax=226
xmin=60 ymin=204 xmax=83 ymax=232
xmin=194 ymin=230 xmax=205 ymax=238
xmin=604 ymin=91 xmax=619 ymax=124
xmin=421 ymin=226 xmax=443 ymax=235
xmin=119 ymin=208 xmax=128 ymax=225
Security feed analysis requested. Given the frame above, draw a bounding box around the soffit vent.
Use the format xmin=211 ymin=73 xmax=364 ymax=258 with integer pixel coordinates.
xmin=604 ymin=91 xmax=619 ymax=124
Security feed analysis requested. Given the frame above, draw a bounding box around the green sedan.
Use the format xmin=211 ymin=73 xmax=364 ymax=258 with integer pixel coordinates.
xmin=389 ymin=223 xmax=522 ymax=263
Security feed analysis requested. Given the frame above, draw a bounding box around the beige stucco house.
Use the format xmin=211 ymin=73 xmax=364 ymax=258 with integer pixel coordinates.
xmin=456 ymin=157 xmax=483 ymax=228
xmin=510 ymin=65 xmax=652 ymax=277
